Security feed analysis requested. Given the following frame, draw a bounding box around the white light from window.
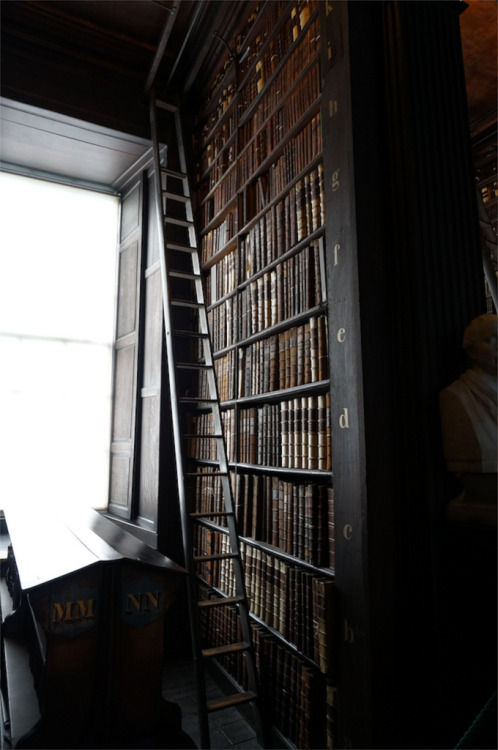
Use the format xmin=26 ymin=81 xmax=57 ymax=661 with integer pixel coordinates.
xmin=0 ymin=172 xmax=119 ymax=512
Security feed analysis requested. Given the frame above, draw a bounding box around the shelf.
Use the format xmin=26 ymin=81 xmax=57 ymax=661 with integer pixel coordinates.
xmin=198 ymin=159 xmax=238 ymax=210
xmin=237 ymin=7 xmax=319 ymax=127
xmin=190 ymin=5 xmax=334 ymax=748
xmin=195 ymin=518 xmax=335 ymax=577
xmin=197 ymin=129 xmax=238 ymax=186
xmin=209 ymin=302 xmax=326 ymax=356
xmin=221 ymin=379 xmax=330 ymax=408
xmin=187 ymin=457 xmax=332 ymax=480
xmin=249 ymin=610 xmax=323 ymax=669
xmin=233 ymin=463 xmax=332 ymax=479
xmin=236 ymin=1 xmax=293 ymax=92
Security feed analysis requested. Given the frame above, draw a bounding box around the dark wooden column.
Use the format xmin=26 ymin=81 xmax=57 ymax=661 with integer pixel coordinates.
xmin=321 ymin=1 xmax=485 ymax=747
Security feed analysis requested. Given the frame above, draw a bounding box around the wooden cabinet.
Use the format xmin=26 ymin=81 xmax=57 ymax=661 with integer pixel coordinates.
xmin=0 ymin=506 xmax=191 ymax=749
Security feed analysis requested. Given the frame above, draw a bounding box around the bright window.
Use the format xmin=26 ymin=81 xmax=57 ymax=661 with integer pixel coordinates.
xmin=0 ymin=172 xmax=119 ymax=511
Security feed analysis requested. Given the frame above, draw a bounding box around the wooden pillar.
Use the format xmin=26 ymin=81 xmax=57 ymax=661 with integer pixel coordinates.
xmin=321 ymin=1 xmax=485 ymax=746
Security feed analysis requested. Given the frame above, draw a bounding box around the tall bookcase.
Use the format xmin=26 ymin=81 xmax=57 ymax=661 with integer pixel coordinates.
xmin=184 ymin=1 xmax=487 ymax=748
xmin=189 ymin=2 xmax=335 ymax=747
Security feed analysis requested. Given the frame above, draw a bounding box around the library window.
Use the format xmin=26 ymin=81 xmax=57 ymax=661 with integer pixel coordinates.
xmin=0 ymin=172 xmax=119 ymax=511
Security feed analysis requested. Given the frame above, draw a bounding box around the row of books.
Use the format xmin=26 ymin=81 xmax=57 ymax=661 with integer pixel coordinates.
xmin=254 ymin=620 xmax=335 ymax=750
xmin=234 ymin=472 xmax=334 ymax=569
xmin=196 ymin=590 xmax=334 ymax=748
xmin=198 ymin=70 xmax=236 ymax=137
xmin=238 ymin=394 xmax=332 ymax=471
xmin=237 ymin=2 xmax=294 ymax=81
xmin=207 ymin=295 xmax=237 ymax=352
xmin=186 ymin=393 xmax=331 ymax=472
xmin=193 ymin=529 xmax=335 ymax=669
xmin=186 ymin=468 xmax=334 ymax=569
xmin=241 ymin=541 xmax=336 ymax=668
xmin=239 ymin=62 xmax=321 ymax=179
xmin=194 ymin=349 xmax=237 ymax=403
xmin=238 ymin=15 xmax=320 ymax=124
xmin=199 ymin=152 xmax=323 ymax=265
xmin=197 ymin=52 xmax=319 ymax=224
xmin=195 ymin=2 xmax=292 ymax=135
xmin=198 ymin=59 xmax=320 ymax=228
xmin=203 ymin=141 xmax=235 ymax=192
xmin=202 ymin=166 xmax=323 ymax=284
xmin=199 ymin=165 xmax=238 ymax=225
xmin=204 ymin=248 xmax=237 ymax=305
xmin=199 ymin=101 xmax=319 ymax=193
xmin=196 ymin=17 xmax=319 ymax=205
xmin=186 ymin=408 xmax=236 ymax=463
xmin=201 ymin=212 xmax=236 ymax=268
xmin=213 ymin=349 xmax=237 ymax=402
xmin=193 ymin=526 xmax=235 ymax=592
xmin=267 ymin=114 xmax=322 ymax=200
xmin=238 ymin=242 xmax=324 ymax=340
xmin=237 ymin=314 xmax=329 ymax=398
xmin=196 ymin=110 xmax=236 ymax=178
xmin=243 ymin=164 xmax=324 ymax=252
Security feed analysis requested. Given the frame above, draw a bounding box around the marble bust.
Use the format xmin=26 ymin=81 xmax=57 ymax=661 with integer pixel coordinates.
xmin=440 ymin=313 xmax=497 ymax=526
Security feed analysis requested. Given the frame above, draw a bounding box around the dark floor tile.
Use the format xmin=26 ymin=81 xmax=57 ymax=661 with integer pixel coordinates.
xmin=162 ymin=654 xmax=262 ymax=749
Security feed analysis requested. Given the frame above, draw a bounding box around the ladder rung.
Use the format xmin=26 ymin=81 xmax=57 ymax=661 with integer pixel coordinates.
xmin=193 ymin=553 xmax=237 ymax=562
xmin=160 ymin=166 xmax=186 ymax=180
xmin=169 ymin=271 xmax=201 ymax=281
xmin=155 ymin=99 xmax=178 ymax=113
xmin=189 ymin=511 xmax=232 ymax=518
xmin=198 ymin=596 xmax=244 ymax=609
xmin=177 ymin=362 xmax=210 ymax=370
xmin=207 ymin=691 xmax=257 ymax=713
xmin=185 ymin=471 xmax=228 ymax=478
xmin=202 ymin=642 xmax=250 ymax=659
xmin=171 ymin=299 xmax=202 ymax=309
xmin=163 ymin=191 xmax=189 ymax=203
xmin=180 ymin=397 xmax=217 ymax=404
xmin=184 ymin=433 xmax=223 ymax=439
xmin=167 ymin=242 xmax=196 ymax=253
xmin=165 ymin=216 xmax=194 ymax=228
xmin=172 ymin=329 xmax=208 ymax=339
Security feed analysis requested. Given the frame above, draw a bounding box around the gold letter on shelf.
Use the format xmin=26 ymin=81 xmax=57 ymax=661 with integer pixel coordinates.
xmin=332 ymin=169 xmax=340 ymax=191
xmin=333 ymin=243 xmax=340 ymax=266
xmin=343 ymin=524 xmax=353 ymax=540
xmin=337 ymin=327 xmax=346 ymax=343
xmin=339 ymin=408 xmax=349 ymax=429
xmin=329 ymin=99 xmax=338 ymax=118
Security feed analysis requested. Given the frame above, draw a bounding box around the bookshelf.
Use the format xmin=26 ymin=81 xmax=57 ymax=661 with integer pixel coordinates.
xmin=184 ymin=1 xmax=487 ymax=748
xmin=189 ymin=2 xmax=335 ymax=747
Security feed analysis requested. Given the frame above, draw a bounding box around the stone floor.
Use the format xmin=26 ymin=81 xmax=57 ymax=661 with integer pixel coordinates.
xmin=162 ymin=651 xmax=263 ymax=750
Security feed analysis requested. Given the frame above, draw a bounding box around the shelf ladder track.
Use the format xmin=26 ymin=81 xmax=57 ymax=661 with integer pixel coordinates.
xmin=149 ymin=92 xmax=263 ymax=750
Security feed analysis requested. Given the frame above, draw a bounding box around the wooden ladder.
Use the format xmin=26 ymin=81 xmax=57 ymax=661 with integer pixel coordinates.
xmin=148 ymin=92 xmax=263 ymax=750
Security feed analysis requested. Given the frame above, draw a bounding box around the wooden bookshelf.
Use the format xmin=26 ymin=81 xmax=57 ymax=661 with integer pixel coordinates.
xmin=185 ymin=1 xmax=488 ymax=748
xmin=188 ymin=2 xmax=336 ymax=747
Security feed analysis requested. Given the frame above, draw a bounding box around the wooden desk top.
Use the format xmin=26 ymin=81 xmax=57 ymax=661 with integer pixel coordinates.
xmin=3 ymin=504 xmax=187 ymax=591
